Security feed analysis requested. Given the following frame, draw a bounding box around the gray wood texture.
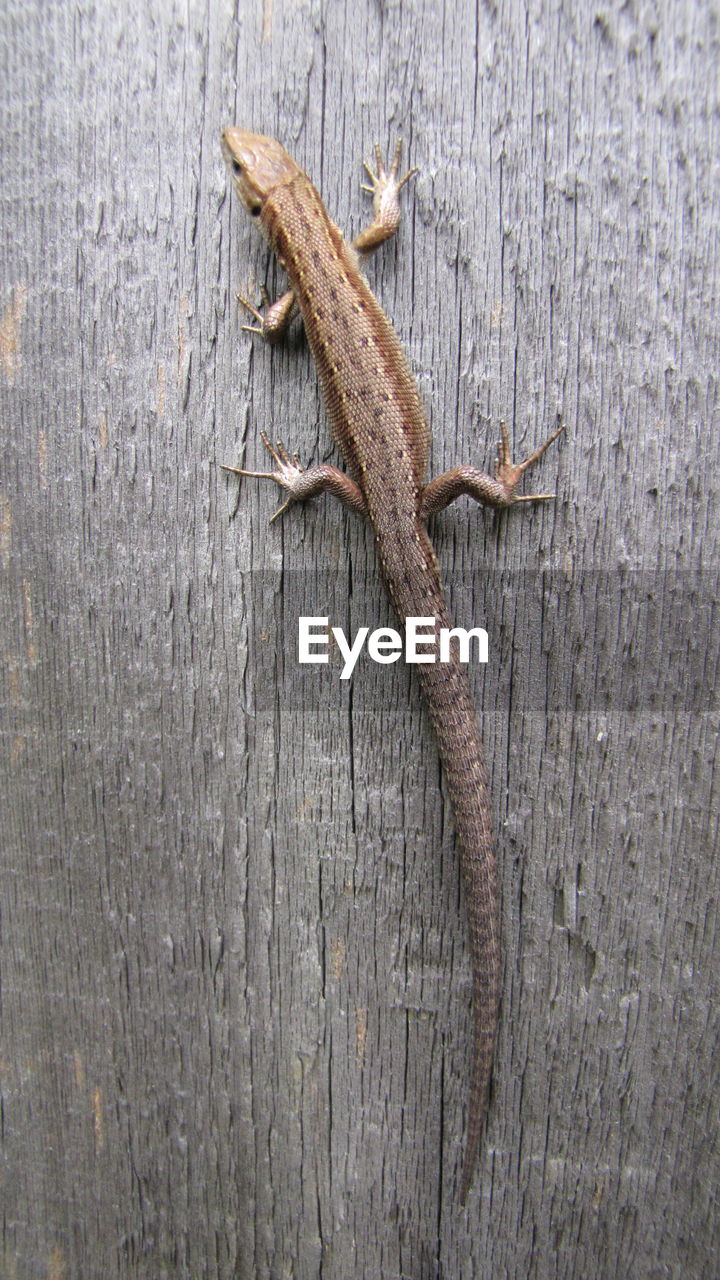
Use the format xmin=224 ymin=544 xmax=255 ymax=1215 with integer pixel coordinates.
xmin=2 ymin=0 xmax=718 ymax=1276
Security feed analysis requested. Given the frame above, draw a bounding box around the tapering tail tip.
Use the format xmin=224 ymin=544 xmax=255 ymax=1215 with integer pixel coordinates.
xmin=458 ymin=1017 xmax=496 ymax=1205
xmin=459 ymin=1144 xmax=479 ymax=1207
xmin=458 ymin=1104 xmax=485 ymax=1206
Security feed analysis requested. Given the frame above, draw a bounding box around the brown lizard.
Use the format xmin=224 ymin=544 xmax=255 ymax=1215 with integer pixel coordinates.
xmin=221 ymin=127 xmax=563 ymax=1202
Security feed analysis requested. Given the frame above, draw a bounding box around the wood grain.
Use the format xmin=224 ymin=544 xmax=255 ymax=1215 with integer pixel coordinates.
xmin=1 ymin=0 xmax=718 ymax=1276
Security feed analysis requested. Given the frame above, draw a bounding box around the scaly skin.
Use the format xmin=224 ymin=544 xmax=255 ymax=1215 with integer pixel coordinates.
xmin=221 ymin=127 xmax=563 ymax=1203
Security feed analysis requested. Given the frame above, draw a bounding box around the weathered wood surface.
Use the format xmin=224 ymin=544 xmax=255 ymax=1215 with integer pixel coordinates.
xmin=1 ymin=1 xmax=718 ymax=1276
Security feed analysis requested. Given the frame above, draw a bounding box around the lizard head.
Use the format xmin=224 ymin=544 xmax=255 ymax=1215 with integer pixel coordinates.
xmin=221 ymin=129 xmax=300 ymax=217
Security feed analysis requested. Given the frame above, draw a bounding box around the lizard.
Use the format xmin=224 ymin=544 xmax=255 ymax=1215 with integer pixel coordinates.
xmin=221 ymin=127 xmax=563 ymax=1203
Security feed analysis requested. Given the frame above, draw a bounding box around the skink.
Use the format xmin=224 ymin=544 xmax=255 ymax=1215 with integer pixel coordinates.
xmin=221 ymin=127 xmax=562 ymax=1202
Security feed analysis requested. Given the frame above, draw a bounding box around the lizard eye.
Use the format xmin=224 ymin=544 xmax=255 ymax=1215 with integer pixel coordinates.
xmin=231 ymin=158 xmax=243 ymax=174
xmin=250 ymin=203 xmax=261 ymax=216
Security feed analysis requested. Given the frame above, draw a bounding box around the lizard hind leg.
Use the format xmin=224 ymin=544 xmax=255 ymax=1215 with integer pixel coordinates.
xmin=419 ymin=420 xmax=565 ymax=519
xmin=222 ymin=432 xmax=368 ymax=522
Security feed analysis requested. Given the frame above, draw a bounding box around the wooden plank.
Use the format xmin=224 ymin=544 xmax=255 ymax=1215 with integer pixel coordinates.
xmin=1 ymin=0 xmax=718 ymax=1276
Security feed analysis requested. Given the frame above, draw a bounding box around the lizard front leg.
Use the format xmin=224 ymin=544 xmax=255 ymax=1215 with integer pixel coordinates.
xmin=223 ymin=432 xmax=368 ymax=522
xmin=236 ymin=283 xmax=298 ymax=343
xmin=353 ymin=139 xmax=417 ymax=256
xmin=420 ymin=421 xmax=564 ymax=519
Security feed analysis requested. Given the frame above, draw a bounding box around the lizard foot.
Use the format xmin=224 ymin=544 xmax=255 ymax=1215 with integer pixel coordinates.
xmin=237 ymin=286 xmax=296 ymax=343
xmin=359 ymin=140 xmax=418 ymax=238
xmin=362 ymin=139 xmax=418 ymax=201
xmin=495 ymin=420 xmax=565 ymax=502
xmin=222 ymin=431 xmax=306 ymax=522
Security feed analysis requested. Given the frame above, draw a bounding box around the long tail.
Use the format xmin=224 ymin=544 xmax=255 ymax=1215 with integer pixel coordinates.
xmin=416 ymin=646 xmax=501 ymax=1204
xmin=378 ymin=519 xmax=501 ymax=1202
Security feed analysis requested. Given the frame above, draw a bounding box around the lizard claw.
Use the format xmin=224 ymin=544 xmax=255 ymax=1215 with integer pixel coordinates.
xmin=237 ymin=285 xmax=272 ymax=338
xmin=494 ymin=420 xmax=565 ymax=502
xmin=237 ymin=285 xmax=296 ymax=343
xmin=361 ymin=139 xmax=418 ymax=223
xmin=353 ymin=139 xmax=417 ymax=255
xmin=361 ymin=139 xmax=417 ymax=196
xmin=222 ymin=431 xmax=308 ymax=523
